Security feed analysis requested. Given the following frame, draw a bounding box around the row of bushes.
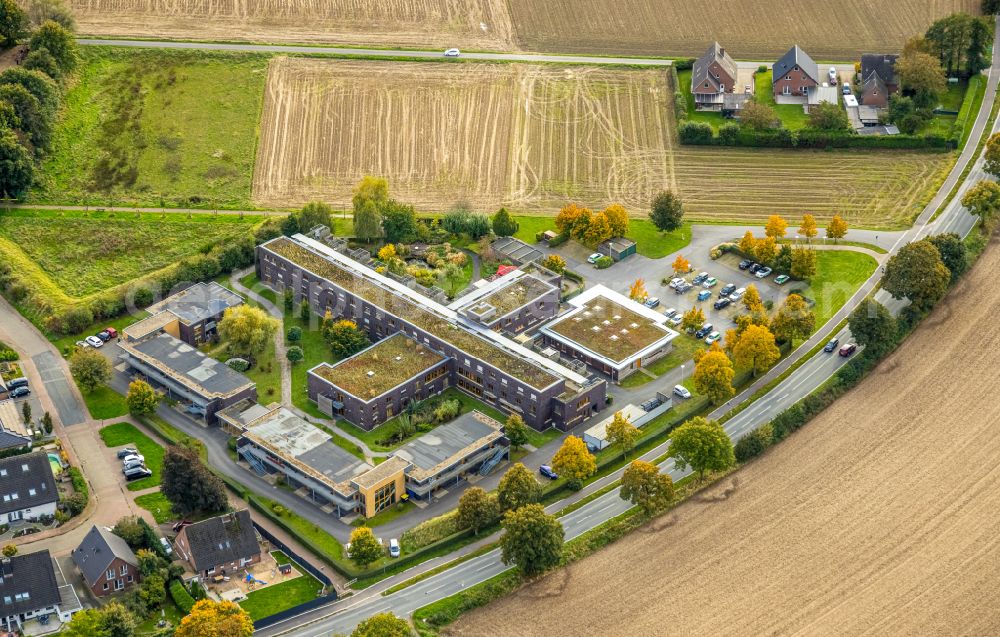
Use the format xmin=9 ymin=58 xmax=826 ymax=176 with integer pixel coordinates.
xmin=669 ymin=65 xmax=687 ymax=122
xmin=951 ymin=75 xmax=983 ymax=147
xmin=169 ymin=580 xmax=195 ymax=614
xmin=678 ymin=120 xmax=953 ymax=151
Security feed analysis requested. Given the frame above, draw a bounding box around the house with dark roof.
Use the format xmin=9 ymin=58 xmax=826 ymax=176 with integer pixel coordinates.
xmin=691 ymin=42 xmax=738 ymax=110
xmin=0 ymin=550 xmax=82 ymax=632
xmin=0 ymin=452 xmax=57 ymax=525
xmin=0 ymin=400 xmax=30 ymax=454
xmin=123 ymin=282 xmax=244 ymax=347
xmin=772 ymin=45 xmax=820 ymax=98
xmin=72 ymin=526 xmax=141 ymax=597
xmin=861 ymin=53 xmax=899 ymax=97
xmin=861 ymin=71 xmax=890 ymax=108
xmin=174 ymin=510 xmax=261 ymax=579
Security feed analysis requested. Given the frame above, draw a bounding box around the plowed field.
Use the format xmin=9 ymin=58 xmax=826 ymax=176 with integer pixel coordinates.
xmin=253 ymin=58 xmax=950 ymax=227
xmin=449 ymin=240 xmax=1000 ymax=637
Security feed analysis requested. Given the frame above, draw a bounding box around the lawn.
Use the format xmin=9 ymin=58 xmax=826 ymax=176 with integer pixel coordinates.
xmin=136 ymin=597 xmax=186 ymax=633
xmin=80 ymin=386 xmax=129 ymax=420
xmin=228 ymin=338 xmax=281 ymax=404
xmin=754 ymin=71 xmax=810 ymax=130
xmin=239 ymin=272 xmax=279 ymax=306
xmin=513 ymin=215 xmax=691 ymax=260
xmin=351 ymin=500 xmax=415 ymax=528
xmin=134 ymin=491 xmax=175 ymax=524
xmin=239 ymin=551 xmax=322 ymax=621
xmin=796 ymin=250 xmax=878 ymax=327
xmin=32 ymin=47 xmax=270 ymax=209
xmin=620 ymin=333 xmax=706 ymax=388
xmin=98 ymin=422 xmax=164 ymax=491
xmin=286 ymin=314 xmax=332 ymax=420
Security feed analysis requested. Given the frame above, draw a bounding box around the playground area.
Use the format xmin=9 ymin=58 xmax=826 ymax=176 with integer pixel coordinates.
xmin=212 ymin=551 xmax=303 ymax=603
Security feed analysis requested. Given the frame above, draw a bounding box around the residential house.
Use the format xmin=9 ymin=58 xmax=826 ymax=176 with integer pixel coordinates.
xmin=174 ymin=510 xmax=261 ymax=580
xmin=124 ymin=282 xmax=244 ymax=347
xmin=861 ymin=54 xmax=899 ymax=94
xmin=691 ymin=41 xmax=738 ymax=110
xmin=861 ymin=71 xmax=889 ymax=108
xmin=773 ymin=45 xmax=820 ymax=98
xmin=0 ymin=400 xmax=31 ymax=454
xmin=0 ymin=452 xmax=57 ymax=525
xmin=72 ymin=526 xmax=141 ymax=597
xmin=0 ymin=550 xmax=82 ymax=632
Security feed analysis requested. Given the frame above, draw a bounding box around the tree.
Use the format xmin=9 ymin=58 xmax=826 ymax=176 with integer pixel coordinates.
xmin=887 ymin=94 xmax=931 ymax=134
xmin=734 ymin=426 xmax=772 ymax=463
xmin=733 ymin=324 xmax=781 ymax=377
xmin=582 ymin=210 xmax=613 ymax=246
xmin=826 ymin=214 xmax=848 ymax=241
xmin=112 ymin=516 xmax=145 ymax=547
xmin=23 ymin=46 xmax=61 ymax=81
xmin=286 ymin=345 xmax=304 ymax=364
xmin=551 ymin=435 xmax=596 ymax=490
xmin=848 ymin=298 xmax=897 ymax=353
xmin=771 ymin=294 xmax=815 ymax=342
xmin=555 ymin=203 xmax=592 ymax=238
xmin=807 ymin=101 xmax=850 ymax=131
xmin=628 ymin=278 xmax=648 ymax=302
xmin=541 ymin=254 xmax=566 ymax=273
xmin=353 ymin=199 xmax=383 ymax=242
xmin=382 ymin=200 xmax=418 ymax=243
xmin=0 ymin=0 xmax=27 ymax=48
xmin=927 ymin=232 xmax=968 ymax=283
xmin=99 ymin=602 xmax=136 ymax=637
xmin=0 ymin=83 xmax=50 ymax=151
xmin=296 ymin=201 xmax=333 ymax=234
xmin=499 ymin=503 xmax=564 ymax=576
xmin=504 ymin=414 xmax=529 ymax=451
xmin=738 ymin=230 xmax=757 ymax=258
xmin=161 ymin=446 xmax=228 ymax=516
xmin=649 ymin=190 xmax=684 ymax=232
xmin=896 ymin=47 xmax=946 ymax=109
xmin=764 ymin=215 xmax=788 ymax=239
xmin=790 ymin=247 xmax=817 ymax=279
xmin=602 ymin=203 xmax=629 ymax=237
xmin=126 ymin=380 xmax=158 ymax=416
xmin=798 ymin=214 xmax=818 ymax=241
xmin=377 ymin=243 xmax=397 ymax=262
xmin=2 ymin=543 xmax=16 ymax=557
xmin=62 ymin=609 xmax=109 ymax=637
xmin=681 ymin=306 xmax=705 ymax=332
xmin=138 ymin=573 xmax=166 ymax=610
xmin=457 ymin=486 xmax=499 ymax=536
xmin=693 ymin=346 xmax=735 ymax=405
xmin=442 ymin=207 xmax=470 ymax=235
xmin=29 ymin=20 xmax=76 ymax=73
xmin=465 ymin=213 xmax=490 ymax=239
xmin=620 ymin=460 xmax=674 ymax=514
xmin=69 ymin=348 xmax=112 ymax=393
xmin=925 ymin=13 xmax=992 ymax=77
xmin=491 ymin=207 xmax=518 ymax=237
xmin=347 ymin=526 xmax=383 ymax=569
xmin=0 ymin=68 xmax=59 ymax=116
xmin=606 ymin=410 xmax=640 ymax=458
xmin=671 ymin=254 xmax=690 ymax=275
xmin=27 ymin=0 xmax=74 ymax=30
xmin=0 ymin=129 xmax=33 ymax=198
xmin=742 ymin=284 xmax=763 ymax=313
xmin=136 ymin=549 xmax=163 ymax=577
xmin=986 ymin=0 xmax=1000 ymax=14
xmin=352 ymin=175 xmax=389 ymax=213
xmin=882 ymin=240 xmax=951 ymax=310
xmin=754 ymin=235 xmax=778 ymax=265
xmin=740 ymin=98 xmax=778 ymax=130
xmin=497 ymin=463 xmax=541 ymax=511
xmin=217 ymin=305 xmax=279 ymax=359
xmin=962 ymin=178 xmax=1000 ymax=228
xmin=174 ymin=599 xmax=253 ymax=637
xmin=352 ymin=613 xmax=412 ymax=637
xmin=21 ymin=400 xmax=29 ymax=425
xmin=773 ymin=243 xmax=793 ymax=273
xmin=668 ymin=416 xmax=735 ymax=481
xmin=322 ymin=318 xmax=370 ymax=358
xmin=41 ymin=410 xmax=52 ymax=434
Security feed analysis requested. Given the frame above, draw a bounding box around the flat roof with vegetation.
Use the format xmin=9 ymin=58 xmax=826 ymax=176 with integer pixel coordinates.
xmin=313 ymin=333 xmax=446 ymax=400
xmin=546 ymin=296 xmax=671 ymax=364
xmin=266 ymin=237 xmax=559 ymax=390
xmin=472 ymin=275 xmax=554 ymax=317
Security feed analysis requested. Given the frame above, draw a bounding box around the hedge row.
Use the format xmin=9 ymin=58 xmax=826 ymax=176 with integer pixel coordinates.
xmin=170 ymin=580 xmax=195 ymax=614
xmin=952 ymin=74 xmax=983 ymax=147
xmin=678 ymin=120 xmax=952 ymax=151
xmin=668 ymin=65 xmax=687 ymax=122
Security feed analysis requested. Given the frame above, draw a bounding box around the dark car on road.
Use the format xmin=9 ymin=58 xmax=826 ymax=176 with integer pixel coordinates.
xmin=713 ymin=298 xmax=731 ymax=310
xmin=719 ymin=284 xmax=737 ymax=297
xmin=738 ymin=260 xmax=752 ymax=270
xmin=838 ymin=343 xmax=858 ymax=357
xmin=823 ymin=338 xmax=840 ymax=353
xmin=9 ymin=387 xmax=30 ymax=398
xmin=539 ymin=465 xmax=558 ymax=480
xmin=695 ymin=324 xmax=713 ymax=339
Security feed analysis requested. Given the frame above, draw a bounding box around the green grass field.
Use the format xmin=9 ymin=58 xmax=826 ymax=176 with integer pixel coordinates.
xmin=239 ymin=551 xmax=322 ymax=621
xmin=98 ymin=422 xmax=164 ymax=491
xmin=754 ymin=71 xmax=811 ymax=130
xmin=0 ymin=209 xmax=261 ymax=297
xmin=798 ymin=250 xmax=878 ymax=326
xmin=80 ymin=385 xmax=129 ymax=420
xmin=514 ymin=215 xmax=690 ymax=260
xmin=134 ymin=491 xmax=175 ymax=523
xmin=32 ymin=47 xmax=269 ymax=209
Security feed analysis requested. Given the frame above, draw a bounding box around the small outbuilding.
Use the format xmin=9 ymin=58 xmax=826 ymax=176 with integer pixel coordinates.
xmin=598 ymin=237 xmax=637 ymax=262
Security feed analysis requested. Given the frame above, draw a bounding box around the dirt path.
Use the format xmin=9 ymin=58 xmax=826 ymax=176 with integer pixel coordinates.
xmin=450 ymin=239 xmax=1000 ymax=636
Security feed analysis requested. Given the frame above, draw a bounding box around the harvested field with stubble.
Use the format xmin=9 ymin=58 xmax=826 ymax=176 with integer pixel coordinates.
xmin=69 ymin=0 xmax=517 ymax=51
xmin=449 ymin=240 xmax=1000 ymax=637
xmin=254 ymin=57 xmax=951 ymax=227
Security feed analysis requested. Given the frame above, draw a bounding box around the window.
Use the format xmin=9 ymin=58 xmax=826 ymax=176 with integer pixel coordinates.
xmin=28 ymin=489 xmax=35 ymax=497
xmin=114 ymin=580 xmax=124 ymax=591
xmin=127 ymin=575 xmax=133 ymax=583
xmin=21 ymin=464 xmax=28 ymax=472
xmin=0 ymin=469 xmax=6 ymax=477
xmin=102 ymin=584 xmax=108 ymax=591
xmin=107 ymin=569 xmax=115 ymax=580
xmin=120 ymin=564 xmax=128 ymax=576
xmin=373 ymin=481 xmax=396 ymax=514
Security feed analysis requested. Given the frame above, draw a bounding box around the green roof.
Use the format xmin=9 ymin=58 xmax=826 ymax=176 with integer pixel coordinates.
xmin=473 ymin=276 xmax=553 ymax=317
xmin=313 ymin=334 xmax=445 ymax=399
xmin=548 ymin=297 xmax=669 ymax=363
xmin=266 ymin=238 xmax=559 ymax=390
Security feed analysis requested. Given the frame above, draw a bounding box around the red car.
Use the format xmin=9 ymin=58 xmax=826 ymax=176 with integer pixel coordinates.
xmin=838 ymin=343 xmax=857 ymax=357
xmin=104 ymin=327 xmax=118 ymax=339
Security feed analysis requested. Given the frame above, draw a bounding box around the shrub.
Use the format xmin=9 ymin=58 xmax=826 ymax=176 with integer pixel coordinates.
xmin=674 ymin=58 xmax=696 ymax=71
xmin=401 ymin=510 xmax=462 ymax=551
xmin=169 ymin=580 xmax=195 ymax=614
xmin=718 ymin=122 xmax=740 ymax=145
xmin=678 ymin=120 xmax=714 ymax=144
xmin=546 ymin=232 xmax=569 ymax=248
xmin=594 ymin=256 xmax=613 ymax=269
xmin=734 ymin=426 xmax=771 ymax=462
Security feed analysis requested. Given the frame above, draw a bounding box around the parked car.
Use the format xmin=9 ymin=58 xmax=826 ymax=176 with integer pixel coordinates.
xmin=705 ymin=331 xmax=721 ymax=345
xmin=729 ymin=287 xmax=746 ymax=302
xmin=673 ymin=385 xmax=692 ymax=399
xmin=9 ymin=387 xmax=30 ymax=399
xmin=719 ymin=283 xmax=737 ymax=297
xmin=675 ymin=282 xmax=693 ymax=293
xmin=7 ymin=377 xmax=28 ymax=389
xmin=539 ymin=465 xmax=558 ymax=480
xmin=389 ymin=538 xmax=400 ymax=558
xmin=123 ymin=466 xmax=152 ymax=480
xmin=702 ymin=276 xmax=718 ymax=288
xmin=692 ymin=272 xmax=709 ymax=285
xmin=744 ymin=84 xmax=752 ymax=94
xmin=668 ymin=315 xmax=683 ymax=327
xmin=586 ymin=253 xmax=602 ymax=264
xmin=663 ymin=308 xmax=678 ymax=318
xmin=842 ymin=83 xmax=852 ymax=95
xmin=96 ymin=331 xmax=112 ymax=342
xmin=749 ymin=263 xmax=762 ymax=274
xmin=104 ymin=327 xmax=118 ymax=339
xmin=828 ymin=66 xmax=838 ymax=83
xmin=755 ymin=267 xmax=773 ymax=279
xmin=823 ymin=338 xmax=840 ymax=353
xmin=774 ymin=274 xmax=790 ymax=285
xmin=444 ymin=48 xmax=461 ymax=57
xmin=697 ymin=290 xmax=711 ymax=302
xmin=116 ymin=448 xmax=139 ymax=459
xmin=75 ymin=340 xmax=90 ymax=349
xmin=159 ymin=537 xmax=173 ymax=556
xmin=123 ymin=459 xmax=145 ymax=471
xmin=644 ymin=297 xmax=660 ymax=308
xmin=668 ymin=277 xmax=685 ymax=289
xmin=121 ymin=453 xmax=145 ymax=465
xmin=713 ymin=297 xmax=731 ymax=310
xmin=839 ymin=343 xmax=858 ymax=357
xmin=738 ymin=260 xmax=752 ymax=270
xmin=85 ymin=335 xmax=104 ymax=348
xmin=694 ymin=324 xmax=713 ymax=339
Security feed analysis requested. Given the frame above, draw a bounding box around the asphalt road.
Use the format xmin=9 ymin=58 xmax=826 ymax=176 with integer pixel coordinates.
xmin=78 ymin=39 xmax=674 ymax=66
